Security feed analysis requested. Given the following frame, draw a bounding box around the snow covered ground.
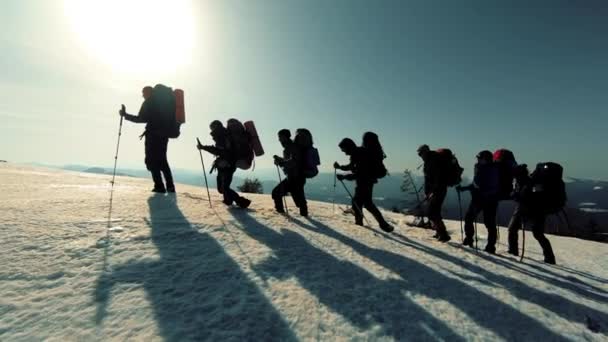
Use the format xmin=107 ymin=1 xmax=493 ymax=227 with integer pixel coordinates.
xmin=1 ymin=164 xmax=607 ymax=341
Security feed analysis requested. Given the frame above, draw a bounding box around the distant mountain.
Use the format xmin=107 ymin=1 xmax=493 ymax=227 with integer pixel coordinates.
xmin=51 ymin=163 xmax=608 ymax=242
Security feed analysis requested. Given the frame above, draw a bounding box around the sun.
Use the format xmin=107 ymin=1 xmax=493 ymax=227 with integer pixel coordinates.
xmin=64 ymin=0 xmax=195 ymax=74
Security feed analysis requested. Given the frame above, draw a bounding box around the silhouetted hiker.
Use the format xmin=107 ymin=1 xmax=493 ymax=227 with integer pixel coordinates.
xmin=507 ymin=164 xmax=557 ymax=264
xmin=417 ymin=144 xmax=451 ymax=242
xmin=197 ymin=120 xmax=251 ymax=208
xmin=457 ymin=150 xmax=500 ymax=253
xmin=119 ymin=85 xmax=176 ymax=193
xmin=334 ymin=136 xmax=393 ymax=232
xmin=272 ymin=129 xmax=309 ymax=216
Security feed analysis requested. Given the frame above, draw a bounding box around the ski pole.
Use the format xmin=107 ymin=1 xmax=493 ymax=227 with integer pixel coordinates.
xmin=276 ymin=165 xmax=288 ymax=215
xmin=520 ymin=220 xmax=526 ymax=262
xmin=339 ymin=179 xmax=370 ymax=227
xmin=457 ymin=190 xmax=464 ymax=243
xmin=196 ymin=138 xmax=213 ymax=208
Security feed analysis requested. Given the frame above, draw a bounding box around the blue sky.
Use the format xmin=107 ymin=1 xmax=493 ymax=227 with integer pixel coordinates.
xmin=1 ymin=0 xmax=607 ymax=180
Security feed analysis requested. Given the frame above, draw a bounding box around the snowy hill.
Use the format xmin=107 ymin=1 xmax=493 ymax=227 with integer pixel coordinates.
xmin=1 ymin=163 xmax=607 ymax=341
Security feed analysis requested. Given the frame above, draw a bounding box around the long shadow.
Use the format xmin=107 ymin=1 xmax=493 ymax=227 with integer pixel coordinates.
xmin=94 ymin=195 xmax=296 ymax=341
xmin=291 ymin=217 xmax=572 ymax=341
xmin=448 ymin=243 xmax=608 ymax=304
xmin=364 ymin=224 xmax=608 ymax=303
xmin=525 ymin=258 xmax=608 ymax=285
xmin=385 ymin=232 xmax=608 ymax=336
xmin=229 ymin=210 xmax=465 ymax=341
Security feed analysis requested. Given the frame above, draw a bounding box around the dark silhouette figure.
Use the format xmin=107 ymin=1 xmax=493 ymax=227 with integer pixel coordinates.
xmin=334 ymin=136 xmax=393 ymax=232
xmin=508 ymin=164 xmax=556 ymax=264
xmin=417 ymin=144 xmax=450 ymax=242
xmin=197 ymin=120 xmax=250 ymax=208
xmin=457 ymin=150 xmax=500 ymax=253
xmin=120 ymin=86 xmax=175 ymax=193
xmin=94 ymin=195 xmax=295 ymax=340
xmin=272 ymin=129 xmax=308 ymax=216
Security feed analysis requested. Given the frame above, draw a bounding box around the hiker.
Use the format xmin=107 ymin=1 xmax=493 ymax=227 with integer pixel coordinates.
xmin=197 ymin=120 xmax=251 ymax=209
xmin=507 ymin=164 xmax=557 ymax=264
xmin=119 ymin=85 xmax=175 ymax=193
xmin=272 ymin=129 xmax=309 ymax=216
xmin=417 ymin=144 xmax=451 ymax=242
xmin=334 ymin=134 xmax=393 ymax=232
xmin=456 ymin=150 xmax=500 ymax=253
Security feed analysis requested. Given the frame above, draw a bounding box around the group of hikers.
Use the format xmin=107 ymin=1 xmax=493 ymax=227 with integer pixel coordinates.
xmin=117 ymin=84 xmax=566 ymax=265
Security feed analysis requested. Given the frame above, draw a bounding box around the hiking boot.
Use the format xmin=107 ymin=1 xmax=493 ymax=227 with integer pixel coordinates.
xmin=275 ymin=206 xmax=286 ymax=214
xmin=380 ymin=223 xmax=394 ymax=233
xmin=432 ymin=232 xmax=440 ymax=239
xmin=166 ymin=186 xmax=176 ymax=193
xmin=152 ymin=187 xmax=166 ymax=193
xmin=300 ymin=207 xmax=308 ymax=217
xmin=237 ymin=198 xmax=251 ymax=209
xmin=544 ymin=255 xmax=556 ymax=265
xmin=437 ymin=234 xmax=451 ymax=243
xmin=507 ymin=248 xmax=519 ymax=256
xmin=484 ymin=245 xmax=496 ymax=254
xmin=462 ymin=237 xmax=474 ymax=247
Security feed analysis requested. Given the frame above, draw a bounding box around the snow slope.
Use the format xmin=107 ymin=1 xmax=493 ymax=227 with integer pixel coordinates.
xmin=1 ymin=164 xmax=607 ymax=341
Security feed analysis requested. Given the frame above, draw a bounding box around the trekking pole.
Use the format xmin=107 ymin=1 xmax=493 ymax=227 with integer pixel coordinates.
xmin=520 ymin=220 xmax=526 ymax=262
xmin=107 ymin=115 xmax=123 ymax=229
xmin=339 ymin=179 xmax=371 ymax=227
xmin=474 ymin=220 xmax=479 ymax=252
xmin=457 ymin=190 xmax=464 ymax=243
xmin=332 ymin=169 xmax=337 ymax=213
xmin=103 ymin=115 xmax=123 ymax=272
xmin=276 ymin=165 xmax=289 ymax=215
xmin=196 ymin=138 xmax=213 ymax=208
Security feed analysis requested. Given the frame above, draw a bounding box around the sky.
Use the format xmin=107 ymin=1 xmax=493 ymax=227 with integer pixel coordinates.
xmin=1 ymin=0 xmax=607 ymax=180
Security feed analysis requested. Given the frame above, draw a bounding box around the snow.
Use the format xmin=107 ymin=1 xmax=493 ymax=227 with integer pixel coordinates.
xmin=1 ymin=163 xmax=607 ymax=341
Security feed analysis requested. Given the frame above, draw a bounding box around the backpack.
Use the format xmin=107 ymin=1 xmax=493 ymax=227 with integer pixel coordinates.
xmin=227 ymin=119 xmax=255 ymax=170
xmin=149 ymin=84 xmax=181 ymax=138
xmin=362 ymin=132 xmax=388 ymax=180
xmin=371 ymin=152 xmax=388 ymax=179
xmin=436 ymin=148 xmax=464 ymax=187
xmin=493 ymin=149 xmax=517 ymax=200
xmin=303 ymin=147 xmax=320 ymax=178
xmin=295 ymin=129 xmax=320 ymax=178
xmin=530 ymin=162 xmax=567 ymax=214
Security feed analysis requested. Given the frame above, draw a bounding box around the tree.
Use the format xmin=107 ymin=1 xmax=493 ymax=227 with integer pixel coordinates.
xmin=401 ymin=169 xmax=430 ymax=228
xmin=238 ymin=178 xmax=264 ymax=194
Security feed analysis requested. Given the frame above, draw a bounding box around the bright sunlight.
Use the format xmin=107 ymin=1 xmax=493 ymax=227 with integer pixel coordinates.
xmin=63 ymin=0 xmax=195 ymax=75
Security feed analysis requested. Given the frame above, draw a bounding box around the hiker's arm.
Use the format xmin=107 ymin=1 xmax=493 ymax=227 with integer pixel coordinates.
xmin=200 ymin=145 xmax=222 ymax=156
xmin=119 ymin=104 xmax=147 ymax=123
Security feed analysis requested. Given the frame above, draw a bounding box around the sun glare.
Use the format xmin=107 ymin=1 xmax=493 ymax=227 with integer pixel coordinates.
xmin=64 ymin=0 xmax=195 ymax=74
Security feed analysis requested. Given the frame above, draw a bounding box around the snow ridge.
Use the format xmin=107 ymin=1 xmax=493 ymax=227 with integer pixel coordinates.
xmin=1 ymin=164 xmax=607 ymax=341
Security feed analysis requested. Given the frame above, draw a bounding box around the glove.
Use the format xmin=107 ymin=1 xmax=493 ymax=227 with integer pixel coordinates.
xmin=336 ymin=174 xmax=345 ymax=181
xmin=197 ymin=142 xmax=204 ymax=150
xmin=119 ymin=104 xmax=126 ymax=117
xmin=333 ymin=162 xmax=340 ymax=169
xmin=273 ymin=155 xmax=281 ymax=166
